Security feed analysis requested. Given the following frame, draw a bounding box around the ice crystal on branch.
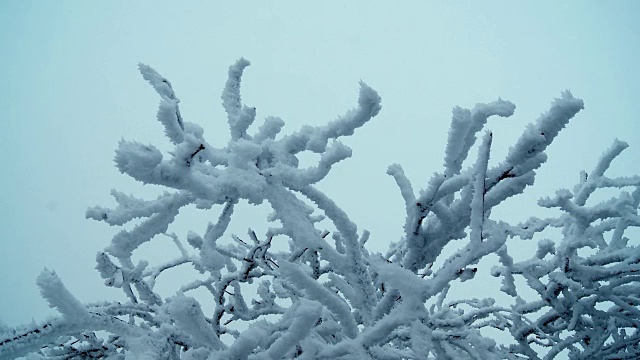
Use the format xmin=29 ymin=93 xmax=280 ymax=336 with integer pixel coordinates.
xmin=1 ymin=59 xmax=638 ymax=360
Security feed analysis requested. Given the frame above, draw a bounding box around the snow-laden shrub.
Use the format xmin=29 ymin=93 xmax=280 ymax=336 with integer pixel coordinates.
xmin=1 ymin=59 xmax=638 ymax=360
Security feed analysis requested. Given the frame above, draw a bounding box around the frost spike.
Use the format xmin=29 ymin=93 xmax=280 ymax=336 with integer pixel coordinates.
xmin=222 ymin=58 xmax=252 ymax=140
xmin=36 ymin=269 xmax=90 ymax=324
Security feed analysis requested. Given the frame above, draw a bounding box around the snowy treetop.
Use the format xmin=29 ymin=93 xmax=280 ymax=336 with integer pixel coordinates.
xmin=1 ymin=59 xmax=638 ymax=360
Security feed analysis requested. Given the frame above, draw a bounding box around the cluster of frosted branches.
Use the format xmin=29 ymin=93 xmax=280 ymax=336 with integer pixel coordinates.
xmin=0 ymin=59 xmax=637 ymax=360
xmin=492 ymin=140 xmax=640 ymax=359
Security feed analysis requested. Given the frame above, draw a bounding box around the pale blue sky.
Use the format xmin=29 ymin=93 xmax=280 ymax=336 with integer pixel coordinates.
xmin=1 ymin=1 xmax=639 ymax=331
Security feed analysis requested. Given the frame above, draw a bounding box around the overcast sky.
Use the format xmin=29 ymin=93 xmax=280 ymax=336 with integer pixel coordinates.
xmin=1 ymin=1 xmax=639 ymax=330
